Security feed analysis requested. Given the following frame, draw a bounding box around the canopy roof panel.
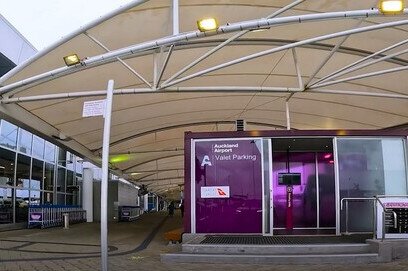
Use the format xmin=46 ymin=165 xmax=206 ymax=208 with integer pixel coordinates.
xmin=1 ymin=0 xmax=408 ymax=197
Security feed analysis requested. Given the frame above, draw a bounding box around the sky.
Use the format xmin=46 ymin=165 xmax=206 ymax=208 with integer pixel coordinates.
xmin=0 ymin=0 xmax=134 ymax=50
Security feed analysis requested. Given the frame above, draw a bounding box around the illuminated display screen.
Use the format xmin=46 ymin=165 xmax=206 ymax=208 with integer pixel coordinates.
xmin=278 ymin=173 xmax=301 ymax=185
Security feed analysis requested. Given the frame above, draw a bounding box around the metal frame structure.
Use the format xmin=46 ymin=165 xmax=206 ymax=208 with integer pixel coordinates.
xmin=0 ymin=0 xmax=407 ymax=196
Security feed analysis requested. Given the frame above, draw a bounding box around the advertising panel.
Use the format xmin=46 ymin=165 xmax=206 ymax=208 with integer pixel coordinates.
xmin=195 ymin=139 xmax=263 ymax=233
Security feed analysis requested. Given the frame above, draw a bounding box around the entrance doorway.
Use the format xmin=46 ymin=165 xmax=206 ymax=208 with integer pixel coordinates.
xmin=271 ymin=138 xmax=336 ymax=235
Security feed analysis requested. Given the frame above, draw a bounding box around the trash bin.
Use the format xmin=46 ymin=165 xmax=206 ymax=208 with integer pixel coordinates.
xmin=63 ymin=213 xmax=69 ymax=229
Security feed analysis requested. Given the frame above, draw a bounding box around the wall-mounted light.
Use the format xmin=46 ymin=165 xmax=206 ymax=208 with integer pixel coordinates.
xmin=378 ymin=0 xmax=405 ymax=14
xmin=63 ymin=54 xmax=80 ymax=66
xmin=197 ymin=18 xmax=218 ymax=32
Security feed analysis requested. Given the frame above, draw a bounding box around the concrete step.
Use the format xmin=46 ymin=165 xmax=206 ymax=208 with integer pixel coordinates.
xmin=161 ymin=252 xmax=381 ymax=264
xmin=182 ymin=243 xmax=374 ymax=255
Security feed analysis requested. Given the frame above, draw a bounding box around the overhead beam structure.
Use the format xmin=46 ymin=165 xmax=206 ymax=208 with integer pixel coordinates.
xmin=1 ymin=1 xmax=408 ymax=197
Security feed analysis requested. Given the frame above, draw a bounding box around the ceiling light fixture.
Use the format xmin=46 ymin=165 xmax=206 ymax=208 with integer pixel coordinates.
xmin=63 ymin=54 xmax=80 ymax=66
xmin=378 ymin=0 xmax=405 ymax=14
xmin=197 ymin=18 xmax=219 ymax=32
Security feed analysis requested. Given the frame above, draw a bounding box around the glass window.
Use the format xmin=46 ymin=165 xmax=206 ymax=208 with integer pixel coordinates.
xmin=337 ymin=138 xmax=408 ymax=232
xmin=317 ymin=152 xmax=336 ymax=227
xmin=0 ymin=148 xmax=15 ymax=187
xmin=73 ymin=185 xmax=80 ymax=206
xmin=44 ymin=163 xmax=54 ymax=191
xmin=66 ymin=152 xmax=74 ymax=171
xmin=31 ymin=159 xmax=43 ymax=190
xmin=32 ymin=135 xmax=45 ymax=159
xmin=30 ymin=190 xmax=41 ymax=206
xmin=58 ymin=148 xmax=66 ymax=167
xmin=18 ymin=129 xmax=32 ymax=155
xmin=43 ymin=191 xmax=53 ymax=204
xmin=67 ymin=170 xmax=74 ymax=186
xmin=0 ymin=120 xmax=17 ymax=150
xmin=75 ymin=157 xmax=83 ymax=174
xmin=66 ymin=194 xmax=73 ymax=206
xmin=57 ymin=193 xmax=65 ymax=205
xmin=382 ymin=139 xmax=408 ymax=194
xmin=0 ymin=187 xmax=13 ymax=224
xmin=57 ymin=167 xmax=66 ymax=192
xmin=16 ymin=154 xmax=30 ymax=188
xmin=16 ymin=188 xmax=29 ymax=222
xmin=44 ymin=141 xmax=56 ymax=163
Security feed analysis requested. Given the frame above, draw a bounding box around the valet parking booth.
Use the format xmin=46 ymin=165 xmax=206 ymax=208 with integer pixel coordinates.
xmin=184 ymin=130 xmax=408 ymax=238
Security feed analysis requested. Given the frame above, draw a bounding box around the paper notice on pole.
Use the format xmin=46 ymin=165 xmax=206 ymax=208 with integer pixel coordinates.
xmin=82 ymin=100 xmax=106 ymax=117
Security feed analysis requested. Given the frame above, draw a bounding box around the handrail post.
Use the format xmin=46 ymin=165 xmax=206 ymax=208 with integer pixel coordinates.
xmin=382 ymin=210 xmax=385 ymax=241
xmin=345 ymin=200 xmax=349 ymax=234
xmin=373 ymin=198 xmax=377 ymax=239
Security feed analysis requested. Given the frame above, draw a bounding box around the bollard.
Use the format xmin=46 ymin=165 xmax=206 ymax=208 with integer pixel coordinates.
xmin=63 ymin=213 xmax=69 ymax=229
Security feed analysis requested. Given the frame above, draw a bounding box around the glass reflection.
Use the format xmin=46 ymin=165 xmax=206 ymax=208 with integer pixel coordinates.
xmin=44 ymin=163 xmax=54 ymax=191
xmin=0 ymin=187 xmax=13 ymax=224
xmin=0 ymin=120 xmax=17 ymax=150
xmin=31 ymin=159 xmax=43 ymax=190
xmin=16 ymin=154 xmax=30 ymax=188
xmin=0 ymin=148 xmax=15 ymax=187
xmin=317 ymin=153 xmax=335 ymax=227
xmin=43 ymin=191 xmax=53 ymax=204
xmin=30 ymin=190 xmax=41 ymax=205
xmin=15 ymin=189 xmax=29 ymax=223
xmin=337 ymin=138 xmax=408 ymax=232
xmin=18 ymin=129 xmax=32 ymax=155
xmin=44 ymin=141 xmax=55 ymax=163
xmin=32 ymin=136 xmax=44 ymax=159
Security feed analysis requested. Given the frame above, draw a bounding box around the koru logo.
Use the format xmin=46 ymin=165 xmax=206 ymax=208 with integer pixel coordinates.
xmin=201 ymin=155 xmax=212 ymax=167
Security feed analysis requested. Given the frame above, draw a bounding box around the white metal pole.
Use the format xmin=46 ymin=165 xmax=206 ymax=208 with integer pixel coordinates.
xmin=285 ymin=100 xmax=290 ymax=130
xmin=291 ymin=48 xmax=303 ymax=90
xmin=173 ymin=0 xmax=179 ymax=35
xmin=101 ymin=80 xmax=114 ymax=271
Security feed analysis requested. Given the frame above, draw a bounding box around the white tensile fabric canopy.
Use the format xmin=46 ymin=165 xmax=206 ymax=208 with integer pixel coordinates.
xmin=0 ymin=0 xmax=407 ymax=197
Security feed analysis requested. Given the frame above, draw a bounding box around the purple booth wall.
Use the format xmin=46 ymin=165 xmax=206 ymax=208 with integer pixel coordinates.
xmin=194 ymin=139 xmax=263 ymax=233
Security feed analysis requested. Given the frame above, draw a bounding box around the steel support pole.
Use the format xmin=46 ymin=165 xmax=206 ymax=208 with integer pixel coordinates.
xmin=101 ymin=80 xmax=114 ymax=271
xmin=173 ymin=0 xmax=179 ymax=35
xmin=285 ymin=100 xmax=290 ymax=130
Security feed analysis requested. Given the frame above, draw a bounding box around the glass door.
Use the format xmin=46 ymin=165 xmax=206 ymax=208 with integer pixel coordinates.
xmin=270 ymin=138 xmax=336 ymax=234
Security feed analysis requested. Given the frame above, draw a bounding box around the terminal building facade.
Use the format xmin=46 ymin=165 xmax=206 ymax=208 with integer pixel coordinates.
xmin=0 ymin=15 xmax=85 ymax=228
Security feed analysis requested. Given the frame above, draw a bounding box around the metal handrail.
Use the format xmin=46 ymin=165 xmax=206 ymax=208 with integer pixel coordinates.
xmin=340 ymin=197 xmax=376 ymax=235
xmin=341 ymin=195 xmax=408 ymax=240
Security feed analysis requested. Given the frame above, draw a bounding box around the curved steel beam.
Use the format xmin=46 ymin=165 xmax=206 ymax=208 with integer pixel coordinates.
xmin=1 ymin=9 xmax=406 ymax=95
xmin=3 ymin=38 xmax=408 ymax=103
xmin=161 ymin=20 xmax=408 ymax=89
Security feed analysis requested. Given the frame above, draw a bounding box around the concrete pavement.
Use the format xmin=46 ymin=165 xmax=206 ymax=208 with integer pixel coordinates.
xmin=0 ymin=211 xmax=408 ymax=270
